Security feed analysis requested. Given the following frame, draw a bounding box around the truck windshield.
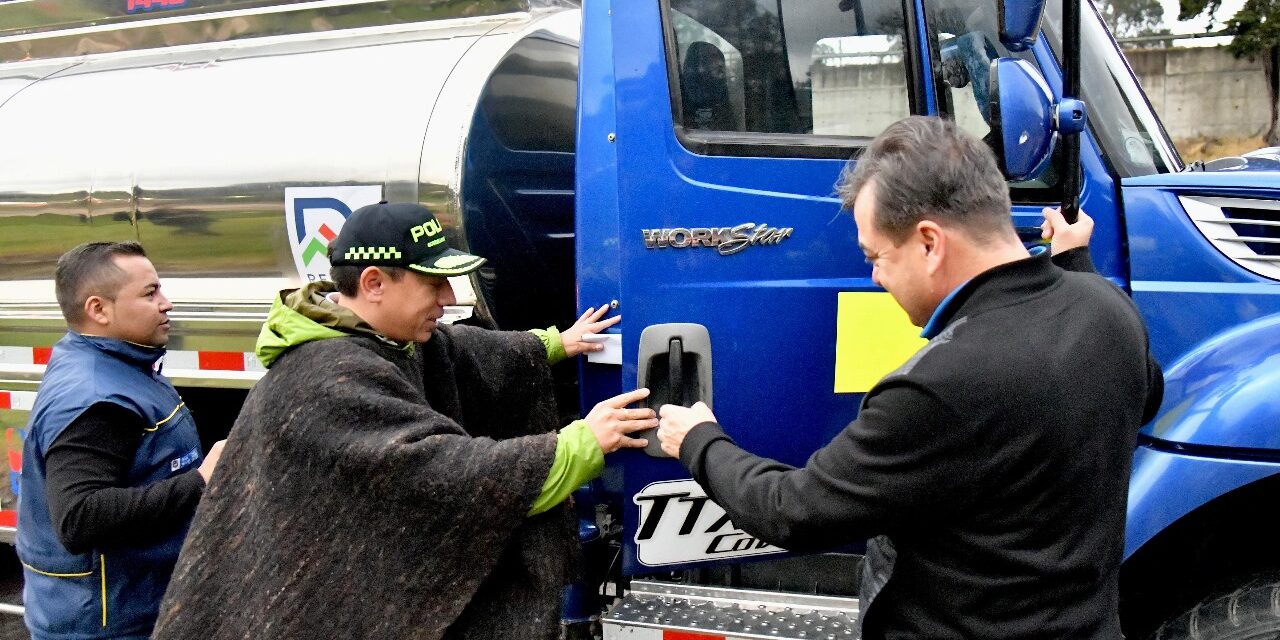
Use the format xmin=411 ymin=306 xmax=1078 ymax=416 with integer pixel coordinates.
xmin=1042 ymin=0 xmax=1180 ymax=175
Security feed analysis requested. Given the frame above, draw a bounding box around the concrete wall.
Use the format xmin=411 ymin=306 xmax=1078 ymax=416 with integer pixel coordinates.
xmin=811 ymin=59 xmax=912 ymax=138
xmin=803 ymin=47 xmax=1267 ymax=143
xmin=810 ymin=46 xmax=1269 ymax=143
xmin=1126 ymin=46 xmax=1271 ymax=140
xmin=811 ymin=60 xmax=998 ymax=143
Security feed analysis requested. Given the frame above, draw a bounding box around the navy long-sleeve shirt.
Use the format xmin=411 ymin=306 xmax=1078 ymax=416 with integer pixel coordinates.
xmin=45 ymin=402 xmax=204 ymax=554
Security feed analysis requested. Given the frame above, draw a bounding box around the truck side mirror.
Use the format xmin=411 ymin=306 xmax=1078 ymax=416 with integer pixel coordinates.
xmin=987 ymin=58 xmax=1088 ymax=182
xmin=997 ymin=0 xmax=1047 ymax=51
xmin=988 ymin=58 xmax=1055 ymax=181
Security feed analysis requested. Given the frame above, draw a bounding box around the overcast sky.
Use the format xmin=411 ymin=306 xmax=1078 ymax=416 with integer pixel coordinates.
xmin=1160 ymin=0 xmax=1246 ymax=34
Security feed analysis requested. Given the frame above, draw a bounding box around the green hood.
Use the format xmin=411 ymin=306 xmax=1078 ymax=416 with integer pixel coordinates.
xmin=255 ymin=281 xmax=390 ymax=368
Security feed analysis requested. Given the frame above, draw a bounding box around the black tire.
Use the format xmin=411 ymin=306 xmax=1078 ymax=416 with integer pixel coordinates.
xmin=1153 ymin=575 xmax=1280 ymax=640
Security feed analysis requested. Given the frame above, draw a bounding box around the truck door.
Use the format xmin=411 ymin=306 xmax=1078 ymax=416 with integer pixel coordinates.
xmin=593 ymin=0 xmax=928 ymax=575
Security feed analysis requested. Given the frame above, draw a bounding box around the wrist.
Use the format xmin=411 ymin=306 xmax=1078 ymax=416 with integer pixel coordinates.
xmin=546 ymin=325 xmax=568 ymax=363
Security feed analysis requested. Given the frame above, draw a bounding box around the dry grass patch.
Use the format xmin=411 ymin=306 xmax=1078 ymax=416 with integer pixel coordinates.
xmin=1174 ymin=136 xmax=1268 ymax=163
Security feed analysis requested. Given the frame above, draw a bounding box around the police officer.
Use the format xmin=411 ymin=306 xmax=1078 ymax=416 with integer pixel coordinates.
xmin=153 ymin=203 xmax=654 ymax=640
xmin=17 ymin=242 xmax=224 ymax=640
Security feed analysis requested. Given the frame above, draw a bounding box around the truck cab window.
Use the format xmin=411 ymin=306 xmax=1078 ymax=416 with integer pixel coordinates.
xmin=665 ymin=0 xmax=912 ymax=153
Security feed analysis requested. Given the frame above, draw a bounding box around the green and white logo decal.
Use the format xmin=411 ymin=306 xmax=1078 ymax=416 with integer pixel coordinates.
xmin=284 ymin=186 xmax=383 ymax=283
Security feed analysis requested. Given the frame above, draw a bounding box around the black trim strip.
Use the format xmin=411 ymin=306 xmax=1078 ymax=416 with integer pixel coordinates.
xmin=1138 ymin=433 xmax=1280 ymax=465
xmin=901 ymin=0 xmax=930 ymax=116
xmin=660 ymin=0 xmax=687 ymax=148
xmin=677 ymin=129 xmax=867 ymax=160
xmin=920 ymin=0 xmax=954 ymax=116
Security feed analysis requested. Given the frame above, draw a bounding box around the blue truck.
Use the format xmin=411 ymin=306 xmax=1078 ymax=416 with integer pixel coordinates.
xmin=0 ymin=0 xmax=1277 ymax=637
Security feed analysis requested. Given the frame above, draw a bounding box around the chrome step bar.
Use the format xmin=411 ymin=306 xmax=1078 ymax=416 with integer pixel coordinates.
xmin=603 ymin=579 xmax=860 ymax=639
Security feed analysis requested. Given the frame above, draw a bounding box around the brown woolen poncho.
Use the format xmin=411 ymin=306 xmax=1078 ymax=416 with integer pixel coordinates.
xmin=153 ymin=324 xmax=574 ymax=639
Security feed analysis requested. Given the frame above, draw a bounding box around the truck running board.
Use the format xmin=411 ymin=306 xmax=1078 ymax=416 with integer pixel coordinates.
xmin=602 ymin=579 xmax=861 ymax=639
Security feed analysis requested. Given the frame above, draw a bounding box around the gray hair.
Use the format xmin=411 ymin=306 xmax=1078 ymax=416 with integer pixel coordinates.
xmin=54 ymin=241 xmax=149 ymax=326
xmin=837 ymin=116 xmax=1013 ymax=245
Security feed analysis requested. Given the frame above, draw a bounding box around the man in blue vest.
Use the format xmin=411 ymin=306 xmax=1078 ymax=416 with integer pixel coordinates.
xmin=17 ymin=241 xmax=225 ymax=640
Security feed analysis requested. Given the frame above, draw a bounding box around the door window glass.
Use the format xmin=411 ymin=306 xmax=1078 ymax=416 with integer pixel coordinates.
xmin=926 ymin=0 xmax=1061 ymax=195
xmin=666 ymin=0 xmax=912 ymax=147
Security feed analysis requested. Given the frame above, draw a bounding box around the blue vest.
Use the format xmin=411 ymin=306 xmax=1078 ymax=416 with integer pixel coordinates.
xmin=17 ymin=332 xmax=203 ymax=640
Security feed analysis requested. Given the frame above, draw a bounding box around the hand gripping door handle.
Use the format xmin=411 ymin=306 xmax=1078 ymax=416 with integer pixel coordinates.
xmin=636 ymin=324 xmax=712 ymax=458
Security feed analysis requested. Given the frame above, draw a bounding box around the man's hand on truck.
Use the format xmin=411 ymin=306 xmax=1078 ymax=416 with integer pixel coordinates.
xmin=655 ymin=401 xmax=718 ymax=459
xmin=584 ymin=387 xmax=656 ymax=454
xmin=1041 ymin=206 xmax=1095 ymax=255
xmin=562 ymin=304 xmax=622 ymax=357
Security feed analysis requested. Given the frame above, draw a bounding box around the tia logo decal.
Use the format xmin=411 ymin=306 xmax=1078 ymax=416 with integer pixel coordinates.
xmin=641 ymin=223 xmax=794 ymax=256
xmin=284 ymin=186 xmax=383 ymax=283
xmin=632 ymin=479 xmax=784 ymax=566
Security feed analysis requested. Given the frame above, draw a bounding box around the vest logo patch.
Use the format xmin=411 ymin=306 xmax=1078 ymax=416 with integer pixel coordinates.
xmin=170 ymin=447 xmax=200 ymax=472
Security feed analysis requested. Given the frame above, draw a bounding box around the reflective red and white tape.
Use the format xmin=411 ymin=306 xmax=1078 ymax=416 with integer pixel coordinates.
xmin=0 ymin=346 xmax=265 ymax=374
xmin=159 ymin=350 xmax=267 ymax=373
xmin=0 ymin=390 xmax=37 ymax=411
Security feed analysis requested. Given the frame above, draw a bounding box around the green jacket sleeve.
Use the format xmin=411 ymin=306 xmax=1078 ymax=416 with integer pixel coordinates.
xmin=528 ymin=326 xmax=568 ymax=365
xmin=528 ymin=420 xmax=604 ymax=516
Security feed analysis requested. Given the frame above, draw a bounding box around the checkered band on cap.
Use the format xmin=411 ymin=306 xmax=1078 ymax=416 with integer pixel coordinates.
xmin=343 ymin=246 xmax=403 ymax=261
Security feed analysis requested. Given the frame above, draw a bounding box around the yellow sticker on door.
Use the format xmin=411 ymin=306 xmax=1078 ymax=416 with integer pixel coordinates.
xmin=834 ymin=292 xmax=927 ymax=394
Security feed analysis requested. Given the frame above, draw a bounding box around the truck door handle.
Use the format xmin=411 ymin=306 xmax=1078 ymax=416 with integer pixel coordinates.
xmin=668 ymin=338 xmax=684 ymax=407
xmin=636 ymin=324 xmax=712 ymax=458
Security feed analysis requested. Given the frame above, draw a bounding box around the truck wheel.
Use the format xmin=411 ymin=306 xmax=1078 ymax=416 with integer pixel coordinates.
xmin=1153 ymin=575 xmax=1280 ymax=640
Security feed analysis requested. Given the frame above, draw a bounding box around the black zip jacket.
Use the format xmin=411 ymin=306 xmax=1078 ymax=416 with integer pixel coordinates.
xmin=680 ymin=248 xmax=1163 ymax=640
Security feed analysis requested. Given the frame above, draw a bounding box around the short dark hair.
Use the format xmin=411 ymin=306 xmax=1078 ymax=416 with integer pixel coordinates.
xmin=55 ymin=241 xmax=149 ymax=326
xmin=330 ymin=264 xmax=406 ymax=297
xmin=837 ymin=116 xmax=1013 ymax=245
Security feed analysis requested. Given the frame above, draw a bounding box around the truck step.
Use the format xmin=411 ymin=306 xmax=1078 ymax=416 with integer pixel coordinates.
xmin=603 ymin=579 xmax=860 ymax=639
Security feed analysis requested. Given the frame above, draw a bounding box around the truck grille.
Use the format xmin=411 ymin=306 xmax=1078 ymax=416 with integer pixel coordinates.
xmin=1181 ymin=195 xmax=1280 ymax=281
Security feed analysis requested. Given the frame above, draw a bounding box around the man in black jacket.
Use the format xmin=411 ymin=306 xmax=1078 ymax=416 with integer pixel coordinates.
xmin=657 ymin=116 xmax=1163 ymax=640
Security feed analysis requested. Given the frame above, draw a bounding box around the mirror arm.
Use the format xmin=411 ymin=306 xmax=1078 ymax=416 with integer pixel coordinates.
xmin=1059 ymin=0 xmax=1083 ymax=223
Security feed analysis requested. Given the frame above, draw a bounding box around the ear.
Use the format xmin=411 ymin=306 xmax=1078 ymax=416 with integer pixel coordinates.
xmin=917 ymin=220 xmax=947 ymax=273
xmin=83 ymin=295 xmax=111 ymax=327
xmin=358 ymin=267 xmax=387 ymax=302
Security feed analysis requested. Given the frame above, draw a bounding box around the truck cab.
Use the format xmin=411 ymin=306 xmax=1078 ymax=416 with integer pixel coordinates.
xmin=577 ymin=0 xmax=1280 ymax=636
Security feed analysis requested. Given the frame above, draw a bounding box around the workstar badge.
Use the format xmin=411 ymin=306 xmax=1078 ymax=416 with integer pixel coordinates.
xmin=641 ymin=222 xmax=794 ymax=256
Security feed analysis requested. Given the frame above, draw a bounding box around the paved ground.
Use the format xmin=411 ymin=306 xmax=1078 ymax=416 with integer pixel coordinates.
xmin=0 ymin=546 xmax=26 ymax=639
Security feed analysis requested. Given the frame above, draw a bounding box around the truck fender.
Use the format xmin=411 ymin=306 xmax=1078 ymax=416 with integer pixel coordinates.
xmin=1125 ymin=312 xmax=1280 ymax=559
